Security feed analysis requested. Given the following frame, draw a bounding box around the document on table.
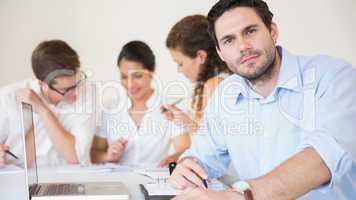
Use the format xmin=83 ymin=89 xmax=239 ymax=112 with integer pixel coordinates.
xmin=140 ymin=179 xmax=227 ymax=197
xmin=56 ymin=163 xmax=133 ymax=173
xmin=134 ymin=167 xmax=170 ymax=180
xmin=0 ymin=164 xmax=23 ymax=174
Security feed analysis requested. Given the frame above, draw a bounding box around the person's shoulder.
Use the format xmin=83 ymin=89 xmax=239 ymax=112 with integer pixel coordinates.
xmin=299 ymin=55 xmax=352 ymax=73
xmin=298 ymin=54 xmax=355 ymax=95
xmin=204 ymin=76 xmax=225 ymax=96
xmin=299 ymin=54 xmax=353 ymax=78
xmin=209 ymin=73 xmax=244 ymax=96
xmin=202 ymin=74 xmax=242 ymax=113
xmin=205 ymin=76 xmax=225 ymax=87
xmin=0 ymin=79 xmax=32 ymax=91
xmin=0 ymin=79 xmax=34 ymax=100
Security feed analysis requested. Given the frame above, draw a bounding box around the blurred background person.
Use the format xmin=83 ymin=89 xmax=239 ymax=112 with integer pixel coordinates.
xmin=163 ymin=15 xmax=231 ymax=136
xmin=91 ymin=41 xmax=190 ymax=167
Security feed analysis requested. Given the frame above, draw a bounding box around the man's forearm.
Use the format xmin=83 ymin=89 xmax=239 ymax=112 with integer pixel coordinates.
xmin=39 ymin=107 xmax=79 ymax=164
xmin=248 ymin=148 xmax=331 ymax=200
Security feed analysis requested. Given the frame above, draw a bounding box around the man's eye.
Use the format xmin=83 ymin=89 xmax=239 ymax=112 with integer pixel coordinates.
xmin=223 ymin=38 xmax=233 ymax=45
xmin=246 ymin=29 xmax=256 ymax=35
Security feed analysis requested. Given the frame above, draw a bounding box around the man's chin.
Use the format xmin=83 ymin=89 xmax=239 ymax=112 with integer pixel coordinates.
xmin=237 ymin=63 xmax=274 ymax=82
xmin=235 ymin=68 xmax=261 ymax=80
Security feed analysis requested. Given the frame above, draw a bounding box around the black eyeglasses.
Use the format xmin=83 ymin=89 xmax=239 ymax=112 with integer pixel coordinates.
xmin=49 ymin=71 xmax=87 ymax=96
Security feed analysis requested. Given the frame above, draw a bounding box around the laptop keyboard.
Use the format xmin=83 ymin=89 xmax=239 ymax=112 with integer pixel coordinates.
xmin=30 ymin=185 xmax=41 ymax=196
xmin=40 ymin=184 xmax=84 ymax=196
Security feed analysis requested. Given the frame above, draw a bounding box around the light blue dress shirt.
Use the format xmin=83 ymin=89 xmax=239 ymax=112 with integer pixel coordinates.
xmin=182 ymin=47 xmax=356 ymax=199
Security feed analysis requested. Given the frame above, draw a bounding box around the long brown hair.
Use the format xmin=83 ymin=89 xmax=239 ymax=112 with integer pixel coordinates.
xmin=166 ymin=15 xmax=230 ymax=121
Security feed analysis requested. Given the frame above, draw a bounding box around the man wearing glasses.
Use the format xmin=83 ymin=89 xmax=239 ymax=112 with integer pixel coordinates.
xmin=0 ymin=40 xmax=97 ymax=167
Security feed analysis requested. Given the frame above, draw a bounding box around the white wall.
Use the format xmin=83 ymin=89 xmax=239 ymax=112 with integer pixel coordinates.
xmin=0 ymin=0 xmax=355 ymax=88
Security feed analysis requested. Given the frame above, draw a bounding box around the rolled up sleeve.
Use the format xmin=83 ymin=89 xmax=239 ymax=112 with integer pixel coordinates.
xmin=298 ymin=64 xmax=356 ymax=192
xmin=297 ymin=131 xmax=349 ymax=192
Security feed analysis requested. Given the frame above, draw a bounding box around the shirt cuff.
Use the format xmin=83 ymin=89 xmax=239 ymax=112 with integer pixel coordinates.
xmin=297 ymin=131 xmax=346 ymax=193
xmin=180 ymin=149 xmax=224 ymax=178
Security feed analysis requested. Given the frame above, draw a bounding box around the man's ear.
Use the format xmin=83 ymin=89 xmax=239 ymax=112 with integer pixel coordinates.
xmin=196 ymin=50 xmax=208 ymax=65
xmin=38 ymin=80 xmax=49 ymax=91
xmin=270 ymin=22 xmax=279 ymax=44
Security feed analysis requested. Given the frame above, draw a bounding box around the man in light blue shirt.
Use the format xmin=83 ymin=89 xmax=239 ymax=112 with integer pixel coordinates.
xmin=169 ymin=0 xmax=355 ymax=200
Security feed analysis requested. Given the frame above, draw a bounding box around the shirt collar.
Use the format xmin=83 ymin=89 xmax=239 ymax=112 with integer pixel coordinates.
xmin=275 ymin=46 xmax=303 ymax=93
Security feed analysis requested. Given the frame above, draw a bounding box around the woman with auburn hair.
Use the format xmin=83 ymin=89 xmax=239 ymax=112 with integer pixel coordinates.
xmin=163 ymin=14 xmax=231 ymax=135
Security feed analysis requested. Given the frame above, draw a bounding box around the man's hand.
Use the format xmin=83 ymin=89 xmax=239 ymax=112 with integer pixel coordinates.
xmin=106 ymin=138 xmax=128 ymax=162
xmin=16 ymin=88 xmax=47 ymax=112
xmin=169 ymin=157 xmax=208 ymax=190
xmin=172 ymin=188 xmax=243 ymax=200
xmin=160 ymin=105 xmax=197 ymax=132
xmin=0 ymin=144 xmax=8 ymax=167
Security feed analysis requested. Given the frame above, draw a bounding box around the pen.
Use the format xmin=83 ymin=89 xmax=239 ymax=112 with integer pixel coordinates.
xmin=5 ymin=150 xmax=18 ymax=159
xmin=189 ymin=166 xmax=209 ymax=189
xmin=202 ymin=179 xmax=208 ymax=189
xmin=194 ymin=172 xmax=208 ymax=189
xmin=161 ymin=98 xmax=184 ymax=113
xmin=169 ymin=162 xmax=177 ymax=175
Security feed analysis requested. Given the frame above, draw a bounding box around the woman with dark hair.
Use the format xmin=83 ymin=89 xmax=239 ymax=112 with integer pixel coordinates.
xmin=163 ymin=15 xmax=231 ymax=134
xmin=91 ymin=41 xmax=190 ymax=167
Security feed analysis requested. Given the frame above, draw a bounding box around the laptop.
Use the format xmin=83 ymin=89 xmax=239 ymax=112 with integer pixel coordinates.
xmin=20 ymin=103 xmax=130 ymax=200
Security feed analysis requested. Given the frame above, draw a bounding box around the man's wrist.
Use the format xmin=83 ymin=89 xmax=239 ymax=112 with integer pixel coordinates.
xmin=231 ymin=181 xmax=255 ymax=200
xmin=225 ymin=189 xmax=245 ymax=200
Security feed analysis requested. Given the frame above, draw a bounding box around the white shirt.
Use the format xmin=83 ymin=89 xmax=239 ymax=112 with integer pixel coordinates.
xmin=97 ymin=90 xmax=185 ymax=165
xmin=0 ymin=79 xmax=98 ymax=166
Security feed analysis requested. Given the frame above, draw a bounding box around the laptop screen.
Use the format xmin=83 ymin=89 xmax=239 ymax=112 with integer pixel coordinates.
xmin=21 ymin=103 xmax=38 ymax=186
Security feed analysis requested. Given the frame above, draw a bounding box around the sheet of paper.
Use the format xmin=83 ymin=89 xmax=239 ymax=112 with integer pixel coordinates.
xmin=144 ymin=179 xmax=226 ymax=196
xmin=134 ymin=167 xmax=170 ymax=180
xmin=0 ymin=164 xmax=23 ymax=174
xmin=145 ymin=183 xmax=181 ymax=196
xmin=56 ymin=163 xmax=132 ymax=173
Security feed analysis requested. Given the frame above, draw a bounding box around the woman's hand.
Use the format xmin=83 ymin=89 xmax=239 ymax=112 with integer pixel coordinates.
xmin=161 ymin=105 xmax=198 ymax=132
xmin=106 ymin=138 xmax=128 ymax=162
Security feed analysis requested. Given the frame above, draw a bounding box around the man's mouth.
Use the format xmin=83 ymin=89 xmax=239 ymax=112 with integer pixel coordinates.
xmin=240 ymin=54 xmax=259 ymax=64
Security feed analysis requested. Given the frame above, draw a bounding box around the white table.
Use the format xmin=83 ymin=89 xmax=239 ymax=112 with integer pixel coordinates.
xmin=0 ymin=165 xmax=157 ymax=200
xmin=0 ymin=170 xmax=27 ymax=200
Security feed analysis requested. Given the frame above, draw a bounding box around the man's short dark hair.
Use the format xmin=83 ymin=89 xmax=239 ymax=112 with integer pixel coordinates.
xmin=207 ymin=0 xmax=274 ymax=47
xmin=117 ymin=40 xmax=155 ymax=72
xmin=31 ymin=40 xmax=80 ymax=84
